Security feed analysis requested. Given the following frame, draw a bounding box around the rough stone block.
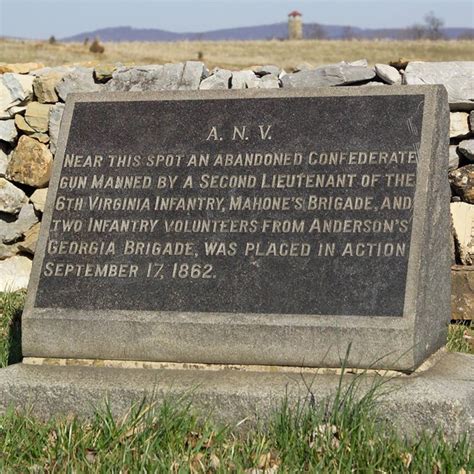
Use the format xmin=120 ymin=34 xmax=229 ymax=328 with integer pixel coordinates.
xmin=56 ymin=68 xmax=102 ymax=101
xmin=49 ymin=103 xmax=65 ymax=155
xmin=7 ymin=135 xmax=53 ymax=188
xmin=0 ymin=202 xmax=38 ymax=244
xmin=0 ymin=178 xmax=27 ymax=214
xmin=106 ymin=63 xmax=191 ymax=92
xmin=281 ymin=63 xmax=375 ymax=88
xmin=0 ymin=120 xmax=18 ymax=143
xmin=375 ymin=63 xmax=401 ymax=84
xmin=30 ymin=188 xmax=48 ymax=213
xmin=2 ymin=73 xmax=34 ymax=103
xmin=199 ymin=69 xmax=232 ymax=90
xmin=33 ymin=71 xmax=64 ymax=103
xmin=404 ymin=61 xmax=474 ymax=111
xmin=458 ymin=139 xmax=474 ymax=161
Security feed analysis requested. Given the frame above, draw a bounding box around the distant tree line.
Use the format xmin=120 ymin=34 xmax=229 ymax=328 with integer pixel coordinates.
xmin=304 ymin=11 xmax=466 ymax=41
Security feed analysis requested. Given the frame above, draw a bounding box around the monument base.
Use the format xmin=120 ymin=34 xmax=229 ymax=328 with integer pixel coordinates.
xmin=0 ymin=350 xmax=472 ymax=439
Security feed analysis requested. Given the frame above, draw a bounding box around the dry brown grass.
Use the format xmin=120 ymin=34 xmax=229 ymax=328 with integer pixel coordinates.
xmin=1 ymin=38 xmax=473 ymax=70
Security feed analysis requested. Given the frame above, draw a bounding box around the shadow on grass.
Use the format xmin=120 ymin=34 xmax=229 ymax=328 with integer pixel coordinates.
xmin=7 ymin=305 xmax=22 ymax=365
xmin=0 ymin=291 xmax=25 ymax=367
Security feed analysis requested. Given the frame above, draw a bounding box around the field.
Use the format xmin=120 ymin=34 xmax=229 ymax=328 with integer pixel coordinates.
xmin=1 ymin=38 xmax=474 ymax=70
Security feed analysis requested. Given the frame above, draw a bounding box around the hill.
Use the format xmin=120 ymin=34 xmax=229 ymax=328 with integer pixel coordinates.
xmin=62 ymin=23 xmax=474 ymax=42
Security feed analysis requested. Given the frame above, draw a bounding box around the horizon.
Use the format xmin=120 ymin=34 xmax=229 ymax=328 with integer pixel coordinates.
xmin=1 ymin=0 xmax=473 ymax=40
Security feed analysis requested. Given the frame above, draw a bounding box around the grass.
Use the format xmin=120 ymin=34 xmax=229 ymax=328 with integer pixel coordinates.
xmin=1 ymin=38 xmax=474 ymax=70
xmin=0 ymin=390 xmax=472 ymax=472
xmin=447 ymin=322 xmax=474 ymax=353
xmin=0 ymin=292 xmax=472 ymax=471
xmin=0 ymin=291 xmax=24 ymax=368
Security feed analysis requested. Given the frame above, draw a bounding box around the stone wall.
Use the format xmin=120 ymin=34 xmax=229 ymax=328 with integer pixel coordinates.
xmin=0 ymin=60 xmax=472 ymax=317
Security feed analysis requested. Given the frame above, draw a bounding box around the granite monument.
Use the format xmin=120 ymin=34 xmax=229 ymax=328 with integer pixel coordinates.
xmin=23 ymin=86 xmax=450 ymax=371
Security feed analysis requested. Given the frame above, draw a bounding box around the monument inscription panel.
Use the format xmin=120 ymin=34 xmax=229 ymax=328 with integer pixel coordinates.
xmin=35 ymin=93 xmax=423 ymax=317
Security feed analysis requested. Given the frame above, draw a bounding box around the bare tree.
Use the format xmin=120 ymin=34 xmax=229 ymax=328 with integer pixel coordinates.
xmin=424 ymin=11 xmax=445 ymax=40
xmin=402 ymin=11 xmax=445 ymax=40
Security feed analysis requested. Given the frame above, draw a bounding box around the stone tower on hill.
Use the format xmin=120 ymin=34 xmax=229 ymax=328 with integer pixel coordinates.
xmin=288 ymin=11 xmax=303 ymax=40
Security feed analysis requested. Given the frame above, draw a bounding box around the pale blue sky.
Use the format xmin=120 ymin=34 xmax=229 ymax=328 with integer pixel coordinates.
xmin=1 ymin=0 xmax=473 ymax=39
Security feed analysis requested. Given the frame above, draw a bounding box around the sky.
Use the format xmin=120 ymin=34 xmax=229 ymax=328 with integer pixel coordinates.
xmin=1 ymin=0 xmax=473 ymax=39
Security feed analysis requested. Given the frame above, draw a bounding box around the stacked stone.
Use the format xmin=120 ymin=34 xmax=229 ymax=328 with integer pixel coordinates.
xmin=0 ymin=60 xmax=473 ymax=304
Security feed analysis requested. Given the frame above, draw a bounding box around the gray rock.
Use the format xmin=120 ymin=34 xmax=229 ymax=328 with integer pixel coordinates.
xmin=253 ymin=65 xmax=281 ymax=77
xmin=294 ymin=62 xmax=313 ymax=72
xmin=199 ymin=69 xmax=232 ymax=90
xmin=49 ymin=103 xmax=65 ymax=155
xmin=450 ymin=112 xmax=471 ymax=138
xmin=2 ymin=73 xmax=34 ymax=103
xmin=0 ymin=202 xmax=38 ymax=244
xmin=449 ymin=164 xmax=474 ymax=204
xmin=0 ymin=178 xmax=27 ymax=214
xmin=0 ymin=255 xmax=32 ymax=291
xmin=5 ymin=105 xmax=27 ymax=118
xmin=14 ymin=114 xmax=36 ymax=135
xmin=451 ymin=202 xmax=474 ymax=265
xmin=93 ymin=64 xmax=116 ymax=83
xmin=0 ymin=74 xmax=32 ymax=119
xmin=0 ymin=120 xmax=18 ymax=143
xmin=56 ymin=68 xmax=102 ymax=101
xmin=358 ymin=81 xmax=387 ymax=87
xmin=458 ymin=139 xmax=474 ymax=161
xmin=0 ymin=63 xmax=43 ymax=74
xmin=30 ymin=66 xmax=73 ymax=78
xmin=33 ymin=71 xmax=64 ymax=103
xmin=30 ymin=188 xmax=48 ymax=213
xmin=18 ymin=222 xmax=40 ymax=255
xmin=375 ymin=64 xmax=402 ymax=84
xmin=107 ymin=63 xmax=188 ymax=92
xmin=0 ymin=243 xmax=20 ymax=260
xmin=146 ymin=62 xmax=183 ymax=90
xmin=281 ymin=63 xmax=375 ymax=88
xmin=0 ymin=81 xmax=14 ymax=118
xmin=449 ymin=145 xmax=460 ymax=170
xmin=7 ymin=135 xmax=53 ymax=188
xmin=257 ymin=75 xmax=280 ymax=89
xmin=245 ymin=71 xmax=264 ymax=88
xmin=349 ymin=59 xmax=368 ymax=67
xmin=23 ymin=102 xmax=51 ymax=133
xmin=231 ymin=70 xmax=259 ymax=89
xmin=179 ymin=61 xmax=206 ymax=90
xmin=0 ymin=144 xmax=10 ymax=176
xmin=470 ymin=111 xmax=474 ymax=132
xmin=404 ymin=61 xmax=474 ymax=111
